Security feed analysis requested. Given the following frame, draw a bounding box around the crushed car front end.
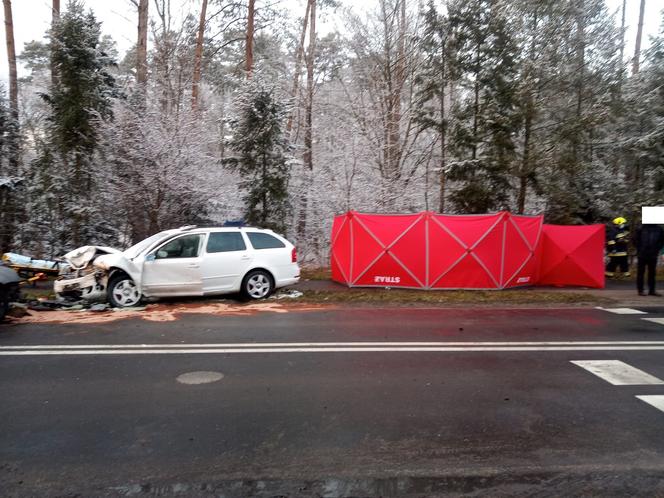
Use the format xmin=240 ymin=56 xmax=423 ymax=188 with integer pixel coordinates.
xmin=54 ymin=246 xmax=121 ymax=302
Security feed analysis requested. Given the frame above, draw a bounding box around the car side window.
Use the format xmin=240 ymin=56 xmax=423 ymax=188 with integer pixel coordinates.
xmin=247 ymin=232 xmax=285 ymax=249
xmin=206 ymin=232 xmax=247 ymax=253
xmin=155 ymin=234 xmax=202 ymax=259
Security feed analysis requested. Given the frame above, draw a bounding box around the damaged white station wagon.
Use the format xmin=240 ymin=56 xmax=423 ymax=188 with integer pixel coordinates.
xmin=54 ymin=226 xmax=300 ymax=307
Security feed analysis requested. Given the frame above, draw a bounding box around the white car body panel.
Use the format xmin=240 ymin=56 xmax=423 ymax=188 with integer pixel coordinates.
xmin=142 ymin=256 xmax=203 ymax=296
xmin=93 ymin=253 xmax=143 ymax=287
xmin=200 ymin=247 xmax=253 ymax=293
xmin=139 ymin=233 xmax=205 ymax=297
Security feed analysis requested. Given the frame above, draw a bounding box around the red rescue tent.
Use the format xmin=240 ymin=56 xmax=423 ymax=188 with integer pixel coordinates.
xmin=330 ymin=211 xmax=544 ymax=290
xmin=536 ymin=224 xmax=605 ymax=288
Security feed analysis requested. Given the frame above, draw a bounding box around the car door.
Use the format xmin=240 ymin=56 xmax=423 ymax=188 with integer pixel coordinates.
xmin=200 ymin=231 xmax=253 ymax=293
xmin=141 ymin=233 xmax=204 ymax=296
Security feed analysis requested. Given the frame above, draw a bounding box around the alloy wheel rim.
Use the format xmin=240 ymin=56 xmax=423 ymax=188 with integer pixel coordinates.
xmin=112 ymin=279 xmax=140 ymax=307
xmin=247 ymin=274 xmax=270 ymax=299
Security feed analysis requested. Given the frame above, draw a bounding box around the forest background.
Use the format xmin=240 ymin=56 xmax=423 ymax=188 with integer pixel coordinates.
xmin=0 ymin=0 xmax=663 ymax=265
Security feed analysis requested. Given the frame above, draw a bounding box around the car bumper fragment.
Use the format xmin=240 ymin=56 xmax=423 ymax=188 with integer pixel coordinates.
xmin=54 ymin=271 xmax=109 ymax=301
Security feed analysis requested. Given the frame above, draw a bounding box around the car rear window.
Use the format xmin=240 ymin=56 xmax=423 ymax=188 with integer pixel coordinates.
xmin=247 ymin=232 xmax=285 ymax=249
xmin=207 ymin=232 xmax=247 ymax=253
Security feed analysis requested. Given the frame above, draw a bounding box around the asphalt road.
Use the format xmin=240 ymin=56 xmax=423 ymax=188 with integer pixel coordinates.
xmin=2 ymin=305 xmax=664 ymax=497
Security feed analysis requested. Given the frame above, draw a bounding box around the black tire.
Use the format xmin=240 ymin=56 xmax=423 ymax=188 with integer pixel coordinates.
xmin=0 ymin=286 xmax=8 ymax=322
xmin=107 ymin=273 xmax=142 ymax=308
xmin=241 ymin=270 xmax=274 ymax=300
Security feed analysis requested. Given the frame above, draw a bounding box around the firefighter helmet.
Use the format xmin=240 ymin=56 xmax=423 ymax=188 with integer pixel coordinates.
xmin=613 ymin=217 xmax=627 ymax=226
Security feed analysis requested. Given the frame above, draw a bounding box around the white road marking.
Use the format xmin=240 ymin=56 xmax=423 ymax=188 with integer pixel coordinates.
xmin=636 ymin=395 xmax=664 ymax=413
xmin=3 ymin=342 xmax=664 ymax=355
xmin=571 ymin=360 xmax=664 ymax=385
xmin=642 ymin=318 xmax=664 ymax=325
xmin=4 ymin=341 xmax=664 ymax=350
xmin=596 ymin=307 xmax=647 ymax=315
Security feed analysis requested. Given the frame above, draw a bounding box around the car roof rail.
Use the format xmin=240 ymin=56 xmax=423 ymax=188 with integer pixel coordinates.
xmin=178 ymin=225 xmax=198 ymax=231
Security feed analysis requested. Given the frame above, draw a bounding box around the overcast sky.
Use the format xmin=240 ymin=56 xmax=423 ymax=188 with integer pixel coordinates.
xmin=0 ymin=0 xmax=662 ymax=83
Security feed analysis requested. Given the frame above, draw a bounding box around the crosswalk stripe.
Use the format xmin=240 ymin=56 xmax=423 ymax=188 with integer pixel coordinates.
xmin=636 ymin=395 xmax=664 ymax=413
xmin=596 ymin=307 xmax=647 ymax=315
xmin=642 ymin=318 xmax=664 ymax=325
xmin=571 ymin=360 xmax=664 ymax=385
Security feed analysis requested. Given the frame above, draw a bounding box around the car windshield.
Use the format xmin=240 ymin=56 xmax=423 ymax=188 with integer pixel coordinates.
xmin=123 ymin=231 xmax=172 ymax=259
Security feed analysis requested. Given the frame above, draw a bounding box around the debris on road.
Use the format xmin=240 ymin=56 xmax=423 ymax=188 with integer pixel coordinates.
xmin=271 ymin=289 xmax=304 ymax=300
xmin=6 ymin=302 xmax=28 ymax=318
xmin=27 ymin=304 xmax=56 ymax=312
xmin=89 ymin=303 xmax=111 ymax=312
xmin=64 ymin=305 xmax=85 ymax=311
xmin=112 ymin=306 xmax=146 ymax=312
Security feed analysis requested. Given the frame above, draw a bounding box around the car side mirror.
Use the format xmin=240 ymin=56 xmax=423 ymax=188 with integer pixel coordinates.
xmin=145 ymin=253 xmax=156 ymax=262
xmin=156 ymin=250 xmax=168 ymax=259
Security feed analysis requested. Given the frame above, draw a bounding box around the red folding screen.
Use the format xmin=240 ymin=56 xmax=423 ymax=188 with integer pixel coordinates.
xmin=537 ymin=224 xmax=605 ymax=288
xmin=331 ymin=211 xmax=604 ymax=289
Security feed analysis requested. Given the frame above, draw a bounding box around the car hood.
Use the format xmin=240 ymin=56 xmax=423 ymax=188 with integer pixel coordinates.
xmin=62 ymin=246 xmax=121 ymax=270
xmin=92 ymin=252 xmax=131 ymax=271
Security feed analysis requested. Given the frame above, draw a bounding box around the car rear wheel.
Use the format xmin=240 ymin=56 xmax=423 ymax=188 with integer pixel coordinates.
xmin=108 ymin=274 xmax=142 ymax=308
xmin=242 ymin=270 xmax=273 ymax=300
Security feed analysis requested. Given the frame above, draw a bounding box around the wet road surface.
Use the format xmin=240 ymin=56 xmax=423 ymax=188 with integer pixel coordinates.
xmin=2 ymin=306 xmax=664 ymax=496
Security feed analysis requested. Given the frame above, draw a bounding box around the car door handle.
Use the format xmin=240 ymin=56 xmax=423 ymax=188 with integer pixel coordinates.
xmin=241 ymin=256 xmax=251 ymax=261
xmin=187 ymin=263 xmax=199 ymax=268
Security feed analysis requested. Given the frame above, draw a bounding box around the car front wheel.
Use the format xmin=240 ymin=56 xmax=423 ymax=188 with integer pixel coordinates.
xmin=108 ymin=274 xmax=142 ymax=308
xmin=242 ymin=270 xmax=274 ymax=300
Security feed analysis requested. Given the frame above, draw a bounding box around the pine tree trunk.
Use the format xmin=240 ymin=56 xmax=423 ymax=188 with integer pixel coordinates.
xmin=472 ymin=44 xmax=480 ymax=161
xmin=245 ymin=0 xmax=255 ymax=76
xmin=219 ymin=87 xmax=226 ymax=160
xmin=51 ymin=0 xmax=60 ymax=86
xmin=3 ymin=0 xmax=18 ymax=127
xmin=191 ymin=0 xmax=208 ymax=110
xmin=518 ymin=98 xmax=533 ymax=214
xmin=573 ymin=2 xmax=585 ymax=165
xmin=304 ymin=0 xmax=316 ymax=174
xmin=391 ymin=0 xmax=405 ymax=177
xmin=619 ymin=0 xmax=626 ymax=63
xmin=438 ymin=41 xmax=446 ymax=214
xmin=632 ymin=0 xmax=646 ymax=74
xmin=72 ymin=152 xmax=83 ymax=247
xmin=518 ymin=11 xmax=539 ymax=214
xmin=0 ymin=0 xmax=18 ymax=253
xmin=286 ymin=0 xmax=311 ymax=136
xmin=616 ymin=0 xmax=626 ymax=95
xmin=137 ymin=0 xmax=149 ymax=89
xmin=297 ymin=0 xmax=316 ymax=240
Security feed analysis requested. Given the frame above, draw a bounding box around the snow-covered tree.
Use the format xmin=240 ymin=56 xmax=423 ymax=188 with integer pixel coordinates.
xmin=223 ymin=81 xmax=292 ymax=233
xmin=0 ymin=86 xmax=21 ymax=253
xmin=97 ymin=97 xmax=233 ymax=244
xmin=28 ymin=0 xmax=119 ymax=251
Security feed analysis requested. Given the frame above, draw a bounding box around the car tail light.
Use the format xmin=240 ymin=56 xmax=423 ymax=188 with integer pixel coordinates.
xmin=291 ymin=247 xmax=297 ymax=263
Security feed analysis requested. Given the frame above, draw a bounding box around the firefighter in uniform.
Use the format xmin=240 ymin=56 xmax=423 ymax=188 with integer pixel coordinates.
xmin=606 ymin=217 xmax=630 ymax=278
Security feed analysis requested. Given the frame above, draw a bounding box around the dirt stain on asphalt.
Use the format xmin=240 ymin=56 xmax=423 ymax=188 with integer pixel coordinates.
xmin=9 ymin=302 xmax=330 ymax=325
